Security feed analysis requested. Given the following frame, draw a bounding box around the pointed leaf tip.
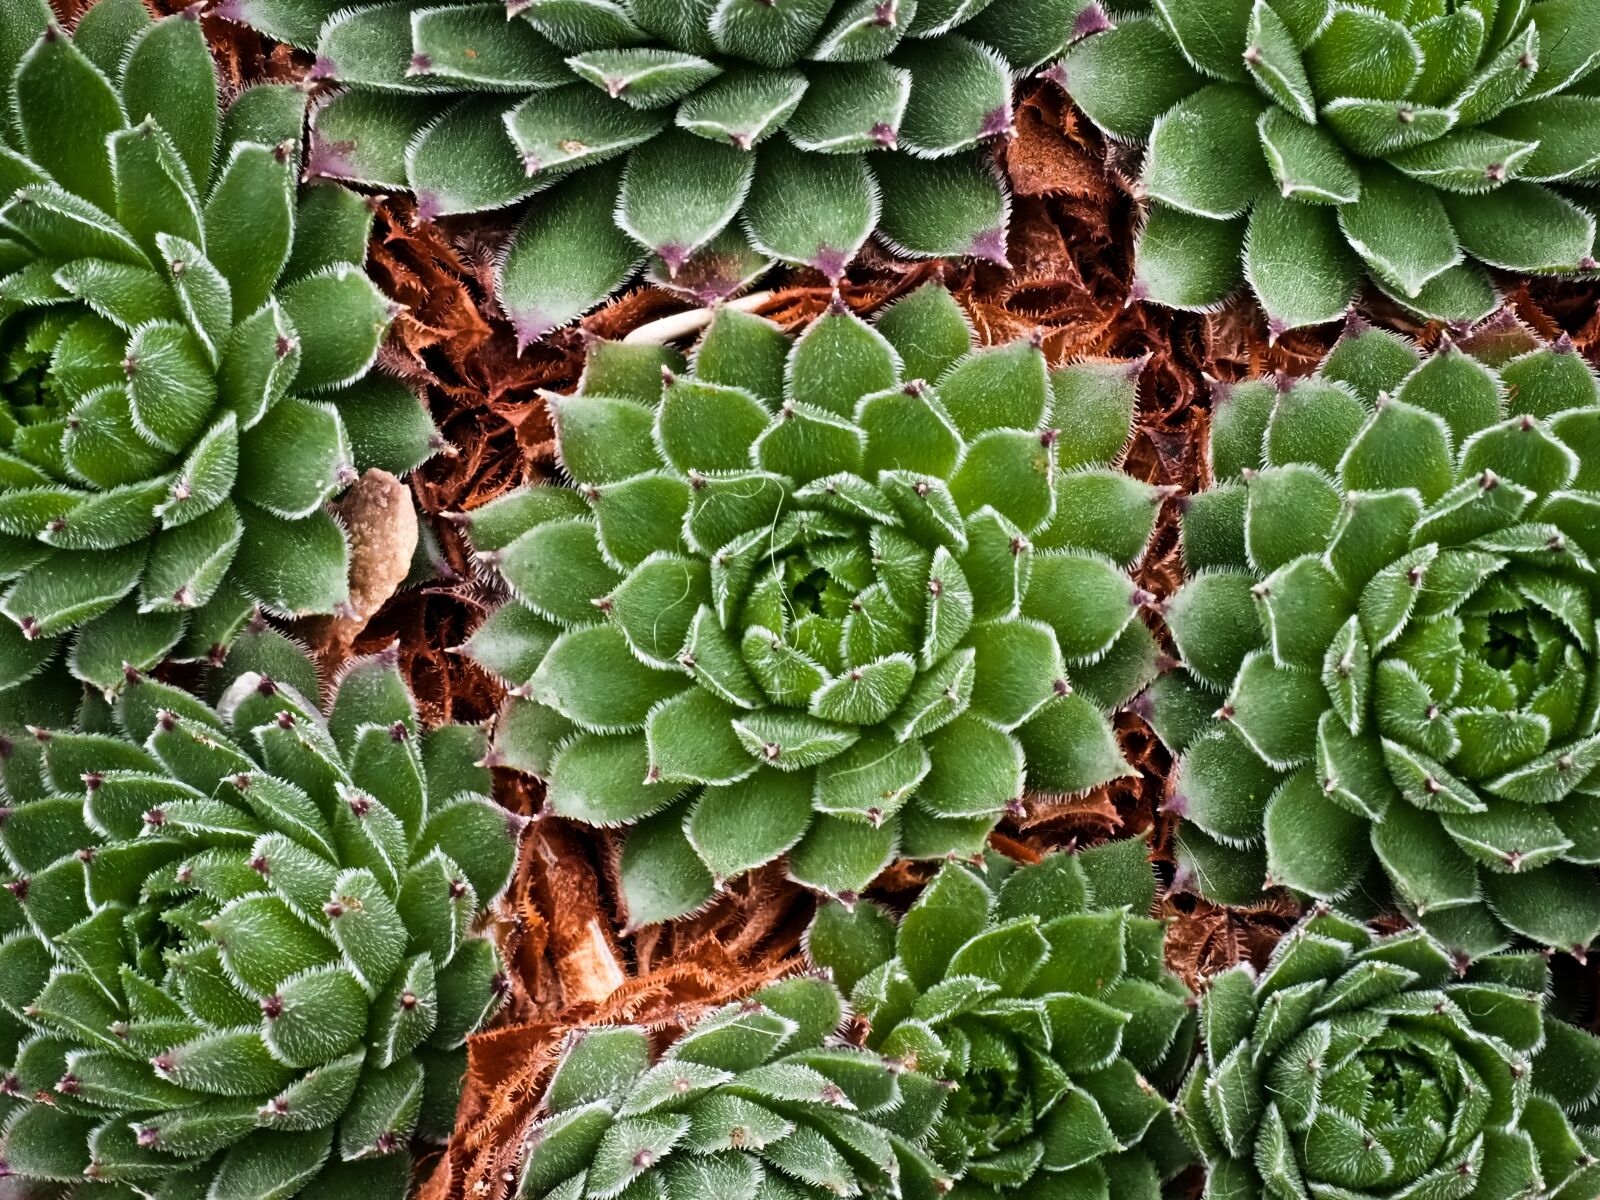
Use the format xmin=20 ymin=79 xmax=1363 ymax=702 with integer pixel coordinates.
xmin=1073 ymin=2 xmax=1111 ymax=39
xmin=969 ymin=228 xmax=1009 ymax=266
xmin=980 ymin=106 xmax=1014 ymax=140
xmin=812 ymin=246 xmax=850 ymax=281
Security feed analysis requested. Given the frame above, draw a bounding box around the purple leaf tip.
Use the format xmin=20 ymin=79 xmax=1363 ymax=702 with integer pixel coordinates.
xmin=968 ymin=227 xmax=1010 ymax=267
xmin=980 ymin=105 xmax=1015 ymax=141
xmin=511 ymin=313 xmax=558 ymax=355
xmin=811 ymin=246 xmax=850 ymax=283
xmin=1073 ymin=2 xmax=1111 ymax=39
xmin=656 ymin=243 xmax=691 ymax=276
xmin=304 ymin=135 xmax=358 ymax=182
xmin=414 ymin=192 xmax=443 ymax=224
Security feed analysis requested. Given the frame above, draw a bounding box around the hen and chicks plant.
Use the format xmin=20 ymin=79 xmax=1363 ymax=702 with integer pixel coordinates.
xmin=221 ymin=0 xmax=1074 ymax=341
xmin=1153 ymin=315 xmax=1600 ymax=958
xmin=515 ymin=974 xmax=929 ymax=1200
xmin=1181 ymin=906 xmax=1600 ymax=1200
xmin=0 ymin=631 xmax=520 ymax=1197
xmin=1060 ymin=0 xmax=1600 ymax=332
xmin=0 ymin=0 xmax=436 ymax=698
xmin=460 ymin=283 xmax=1166 ymax=927
xmin=807 ymin=838 xmax=1195 ymax=1199
xmin=518 ymin=842 xmax=1195 ymax=1200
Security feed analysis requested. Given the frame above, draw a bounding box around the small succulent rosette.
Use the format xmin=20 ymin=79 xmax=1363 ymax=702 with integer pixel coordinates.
xmin=806 ymin=839 xmax=1197 ymax=1199
xmin=221 ymin=0 xmax=1073 ymax=339
xmin=515 ymin=974 xmax=946 ymax=1200
xmin=459 ymin=283 xmax=1166 ymax=927
xmin=1150 ymin=316 xmax=1600 ymax=958
xmin=1059 ymin=1 xmax=1600 ymax=332
xmin=0 ymin=1 xmax=436 ymax=697
xmin=1180 ymin=907 xmax=1600 ymax=1200
xmin=0 ymin=630 xmax=519 ymax=1196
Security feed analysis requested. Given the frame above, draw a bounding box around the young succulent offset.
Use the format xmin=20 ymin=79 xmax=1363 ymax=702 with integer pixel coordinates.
xmin=1180 ymin=907 xmax=1600 ymax=1200
xmin=516 ymin=974 xmax=949 ymax=1200
xmin=462 ymin=284 xmax=1164 ymax=927
xmin=0 ymin=633 xmax=520 ymax=1195
xmin=1058 ymin=1 xmax=1600 ymax=331
xmin=806 ymin=839 xmax=1196 ymax=1198
xmin=1150 ymin=316 xmax=1600 ymax=957
xmin=0 ymin=0 xmax=436 ymax=696
xmin=222 ymin=0 xmax=1060 ymax=342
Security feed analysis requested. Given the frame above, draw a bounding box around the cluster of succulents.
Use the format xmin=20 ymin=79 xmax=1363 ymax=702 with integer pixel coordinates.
xmin=515 ymin=974 xmax=927 ymax=1200
xmin=1182 ymin=906 xmax=1600 ymax=1200
xmin=520 ymin=840 xmax=1196 ymax=1200
xmin=12 ymin=1 xmax=1600 ymax=1199
xmin=0 ymin=4 xmax=436 ymax=699
xmin=806 ymin=838 xmax=1196 ymax=1198
xmin=1060 ymin=1 xmax=1600 ymax=331
xmin=0 ymin=630 xmax=519 ymax=1196
xmin=461 ymin=282 xmax=1165 ymax=926
xmin=218 ymin=0 xmax=1074 ymax=341
xmin=1153 ymin=317 xmax=1600 ymax=958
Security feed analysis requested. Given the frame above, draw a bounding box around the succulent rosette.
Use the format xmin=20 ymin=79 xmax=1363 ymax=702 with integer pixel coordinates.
xmin=1180 ymin=907 xmax=1600 ymax=1200
xmin=459 ymin=284 xmax=1164 ymax=927
xmin=515 ymin=973 xmax=950 ymax=1200
xmin=1148 ymin=316 xmax=1600 ymax=957
xmin=218 ymin=0 xmax=1069 ymax=340
xmin=1058 ymin=0 xmax=1600 ymax=332
xmin=0 ymin=631 xmax=520 ymax=1195
xmin=806 ymin=839 xmax=1197 ymax=1199
xmin=0 ymin=0 xmax=436 ymax=697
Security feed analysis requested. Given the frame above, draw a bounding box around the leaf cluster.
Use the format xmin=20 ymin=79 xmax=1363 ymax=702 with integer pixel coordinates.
xmin=807 ymin=839 xmax=1197 ymax=1199
xmin=0 ymin=0 xmax=436 ymax=697
xmin=227 ymin=0 xmax=1076 ymax=339
xmin=1153 ymin=317 xmax=1600 ymax=956
xmin=0 ymin=630 xmax=519 ymax=1197
xmin=1061 ymin=0 xmax=1600 ymax=330
xmin=1180 ymin=907 xmax=1600 ymax=1200
xmin=464 ymin=284 xmax=1162 ymax=927
xmin=517 ymin=974 xmax=934 ymax=1200
xmin=521 ymin=842 xmax=1197 ymax=1200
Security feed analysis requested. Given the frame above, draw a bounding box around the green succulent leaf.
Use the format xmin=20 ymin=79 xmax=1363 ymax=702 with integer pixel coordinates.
xmin=0 ymin=637 xmax=511 ymax=1193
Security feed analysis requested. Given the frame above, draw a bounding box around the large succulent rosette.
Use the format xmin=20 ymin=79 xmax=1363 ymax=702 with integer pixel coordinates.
xmin=0 ymin=1 xmax=436 ymax=698
xmin=462 ymin=284 xmax=1164 ymax=927
xmin=1179 ymin=907 xmax=1600 ymax=1200
xmin=0 ymin=632 xmax=519 ymax=1196
xmin=218 ymin=0 xmax=1066 ymax=339
xmin=1151 ymin=316 xmax=1600 ymax=957
xmin=1059 ymin=0 xmax=1600 ymax=331
xmin=807 ymin=839 xmax=1197 ymax=1199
